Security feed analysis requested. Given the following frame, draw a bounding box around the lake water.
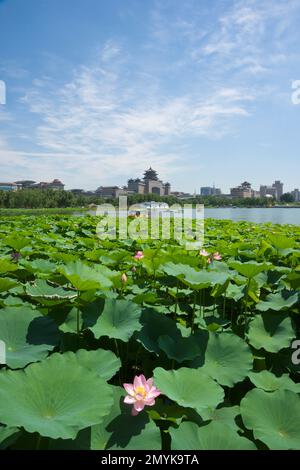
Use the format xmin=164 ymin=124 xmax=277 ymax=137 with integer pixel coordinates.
xmin=82 ymin=207 xmax=300 ymax=225
xmin=2 ymin=207 xmax=299 ymax=226
xmin=204 ymin=208 xmax=300 ymax=225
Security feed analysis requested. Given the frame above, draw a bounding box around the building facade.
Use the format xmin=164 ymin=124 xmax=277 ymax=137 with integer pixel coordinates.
xmin=230 ymin=181 xmax=252 ymax=198
xmin=260 ymin=180 xmax=283 ymax=200
xmin=127 ymin=168 xmax=171 ymax=196
xmin=0 ymin=182 xmax=18 ymax=192
xmin=14 ymin=179 xmax=65 ymax=191
xmin=200 ymin=186 xmax=222 ymax=196
xmin=291 ymin=188 xmax=300 ymax=202
xmin=14 ymin=180 xmax=36 ymax=189
xmin=95 ymin=186 xmax=126 ymax=198
xmin=35 ymin=179 xmax=65 ymax=190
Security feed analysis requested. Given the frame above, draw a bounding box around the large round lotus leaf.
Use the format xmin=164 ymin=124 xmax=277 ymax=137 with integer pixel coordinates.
xmin=246 ymin=313 xmax=295 ymax=353
xmin=240 ymin=388 xmax=300 ymax=449
xmin=284 ymin=272 xmax=300 ymax=290
xmin=0 ymin=306 xmax=59 ymax=369
xmin=0 ymin=426 xmax=19 ymax=449
xmin=91 ymin=387 xmax=161 ymax=450
xmin=256 ymin=291 xmax=299 ymax=312
xmin=0 ymin=259 xmax=19 ymax=274
xmin=153 ymin=367 xmax=224 ymax=414
xmin=59 ymin=260 xmax=113 ymax=291
xmin=170 ymin=421 xmax=256 ymax=450
xmin=136 ymin=309 xmax=178 ymax=355
xmin=229 ymin=261 xmax=271 ymax=278
xmin=193 ymin=332 xmax=253 ymax=387
xmin=0 ymin=278 xmax=18 ymax=293
xmin=21 ymin=259 xmax=57 ymax=276
xmin=248 ymin=371 xmax=300 ymax=393
xmin=202 ymin=405 xmax=240 ymax=431
xmin=26 ymin=279 xmax=77 ymax=304
xmin=162 ymin=262 xmax=229 ymax=289
xmin=268 ymin=235 xmax=295 ymax=250
xmin=158 ymin=329 xmax=202 ymax=362
xmin=3 ymin=235 xmax=30 ymax=251
xmin=72 ymin=349 xmax=121 ymax=381
xmin=226 ymin=283 xmax=244 ymax=301
xmin=89 ymin=299 xmax=142 ymax=342
xmin=0 ymin=353 xmax=114 ymax=439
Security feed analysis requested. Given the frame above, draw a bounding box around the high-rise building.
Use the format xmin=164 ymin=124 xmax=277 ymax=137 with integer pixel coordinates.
xmin=291 ymin=188 xmax=300 ymax=202
xmin=260 ymin=185 xmax=277 ymax=199
xmin=260 ymin=180 xmax=284 ymax=200
xmin=200 ymin=186 xmax=222 ymax=196
xmin=273 ymin=180 xmax=283 ymax=200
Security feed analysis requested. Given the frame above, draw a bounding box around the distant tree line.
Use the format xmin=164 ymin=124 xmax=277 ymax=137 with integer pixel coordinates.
xmin=0 ymin=189 xmax=104 ymax=208
xmin=0 ymin=189 xmax=285 ymax=209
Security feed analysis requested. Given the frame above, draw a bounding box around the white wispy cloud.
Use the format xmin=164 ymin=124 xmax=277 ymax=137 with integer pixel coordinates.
xmin=15 ymin=39 xmax=252 ymax=188
xmin=198 ymin=0 xmax=300 ymax=75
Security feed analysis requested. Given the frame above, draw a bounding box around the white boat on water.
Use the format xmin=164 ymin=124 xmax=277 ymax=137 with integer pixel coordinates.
xmin=128 ymin=201 xmax=176 ymax=217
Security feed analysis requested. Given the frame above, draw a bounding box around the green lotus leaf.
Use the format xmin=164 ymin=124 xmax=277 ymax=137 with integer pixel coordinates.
xmin=268 ymin=235 xmax=295 ymax=250
xmin=21 ymin=259 xmax=57 ymax=275
xmin=170 ymin=421 xmax=256 ymax=450
xmin=72 ymin=349 xmax=121 ymax=380
xmin=136 ymin=309 xmax=178 ymax=354
xmin=26 ymin=279 xmax=77 ymax=303
xmin=0 ymin=278 xmax=18 ymax=293
xmin=229 ymin=261 xmax=271 ymax=278
xmin=158 ymin=333 xmax=204 ymax=363
xmin=0 ymin=425 xmax=20 ymax=449
xmin=240 ymin=388 xmax=300 ymax=449
xmin=202 ymin=405 xmax=241 ymax=431
xmin=89 ymin=299 xmax=142 ymax=342
xmin=58 ymin=307 xmax=83 ymax=334
xmin=0 ymin=259 xmax=19 ymax=274
xmin=3 ymin=235 xmax=31 ymax=251
xmin=2 ymin=295 xmax=26 ymax=306
xmin=153 ymin=367 xmax=224 ymax=415
xmin=226 ymin=283 xmax=244 ymax=301
xmin=91 ymin=387 xmax=162 ymax=450
xmin=161 ymin=262 xmax=229 ymax=288
xmin=248 ymin=370 xmax=300 ymax=393
xmin=59 ymin=260 xmax=113 ymax=291
xmin=256 ymin=291 xmax=299 ymax=312
xmin=0 ymin=353 xmax=114 ymax=439
xmin=246 ymin=313 xmax=296 ymax=353
xmin=282 ymin=272 xmax=300 ymax=290
xmin=192 ymin=332 xmax=253 ymax=387
xmin=0 ymin=306 xmax=60 ymax=369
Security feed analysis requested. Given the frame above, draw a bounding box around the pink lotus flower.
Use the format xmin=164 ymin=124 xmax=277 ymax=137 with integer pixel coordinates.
xmin=123 ymin=375 xmax=161 ymax=416
xmin=200 ymin=249 xmax=210 ymax=257
xmin=121 ymin=273 xmax=127 ymax=283
xmin=200 ymin=249 xmax=222 ymax=263
xmin=134 ymin=251 xmax=144 ymax=260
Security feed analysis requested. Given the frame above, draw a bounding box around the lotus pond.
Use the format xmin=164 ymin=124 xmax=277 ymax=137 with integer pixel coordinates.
xmin=0 ymin=215 xmax=299 ymax=450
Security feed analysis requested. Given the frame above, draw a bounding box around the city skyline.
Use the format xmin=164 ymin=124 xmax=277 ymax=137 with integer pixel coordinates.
xmin=2 ymin=172 xmax=298 ymax=201
xmin=0 ymin=0 xmax=300 ymax=193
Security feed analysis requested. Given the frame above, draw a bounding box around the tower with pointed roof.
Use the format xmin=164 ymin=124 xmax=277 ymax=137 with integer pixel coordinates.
xmin=127 ymin=167 xmax=171 ymax=196
xmin=143 ymin=167 xmax=159 ymax=181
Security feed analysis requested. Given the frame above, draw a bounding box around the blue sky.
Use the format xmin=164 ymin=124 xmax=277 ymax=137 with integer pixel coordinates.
xmin=0 ymin=0 xmax=299 ymax=193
